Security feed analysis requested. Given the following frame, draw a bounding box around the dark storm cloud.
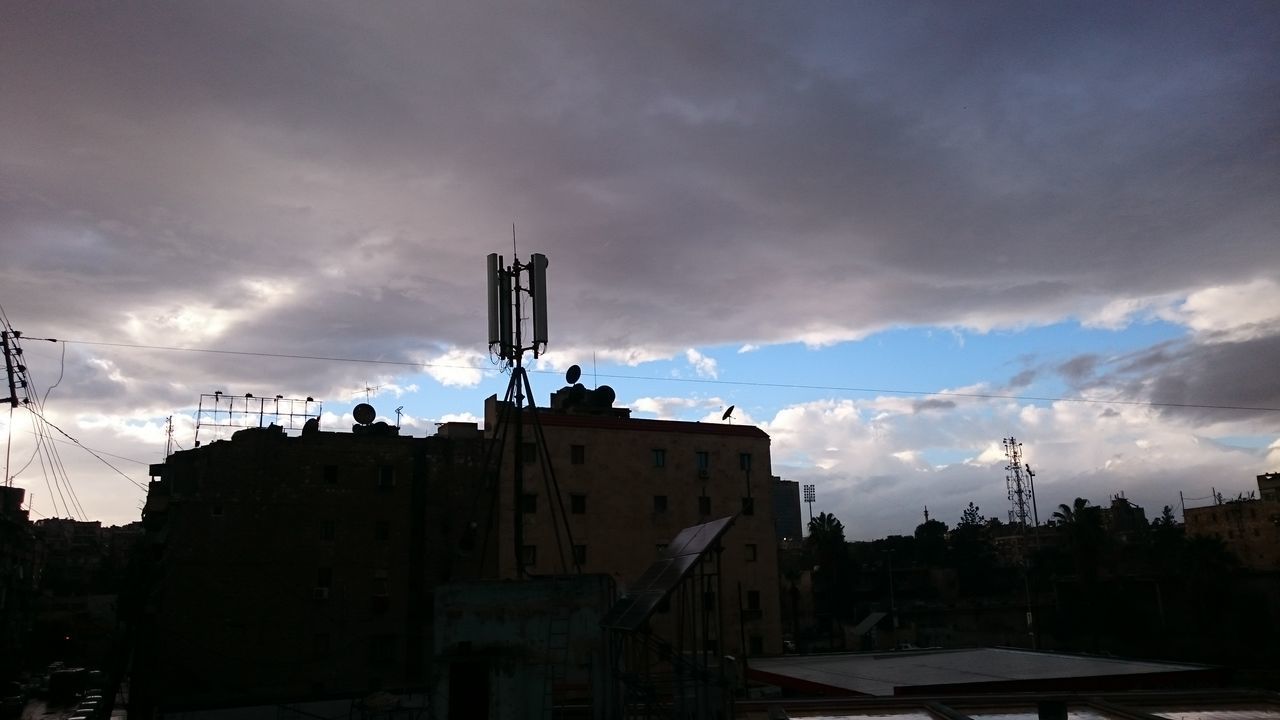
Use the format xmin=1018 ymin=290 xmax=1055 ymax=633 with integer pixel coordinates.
xmin=912 ymin=398 xmax=957 ymax=413
xmin=1007 ymin=369 xmax=1037 ymax=388
xmin=1 ymin=1 xmax=1278 ymax=397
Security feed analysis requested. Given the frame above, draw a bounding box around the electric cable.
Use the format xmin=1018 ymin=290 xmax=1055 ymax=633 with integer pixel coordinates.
xmin=22 ymin=335 xmax=1280 ymax=414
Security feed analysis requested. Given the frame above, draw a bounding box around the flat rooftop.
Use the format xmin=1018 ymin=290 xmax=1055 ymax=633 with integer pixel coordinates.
xmin=748 ymin=648 xmax=1220 ymax=697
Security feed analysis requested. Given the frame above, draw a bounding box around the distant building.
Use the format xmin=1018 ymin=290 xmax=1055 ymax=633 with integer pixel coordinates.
xmin=1259 ymin=472 xmax=1280 ymax=502
xmin=1184 ymin=474 xmax=1280 ymax=571
xmin=772 ymin=478 xmax=803 ymax=542
xmin=1101 ymin=496 xmax=1148 ymax=542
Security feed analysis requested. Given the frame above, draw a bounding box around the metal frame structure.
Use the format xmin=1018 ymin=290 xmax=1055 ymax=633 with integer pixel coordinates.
xmin=193 ymin=393 xmax=323 ymax=447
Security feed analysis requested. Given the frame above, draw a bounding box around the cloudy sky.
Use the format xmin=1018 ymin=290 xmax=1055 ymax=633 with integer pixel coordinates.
xmin=2 ymin=2 xmax=1278 ymax=538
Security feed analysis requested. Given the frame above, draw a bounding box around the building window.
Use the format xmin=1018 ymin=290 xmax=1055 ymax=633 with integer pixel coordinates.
xmin=377 ymin=465 xmax=394 ymax=490
xmin=521 ymin=493 xmax=538 ymax=513
xmin=703 ymin=590 xmax=716 ymax=611
xmin=375 ymin=520 xmax=390 ymax=543
xmin=749 ymin=635 xmax=764 ymax=655
xmin=652 ymin=448 xmax=666 ymax=468
xmin=696 ymin=451 xmax=710 ymax=472
xmin=699 ymin=496 xmax=711 ymax=516
xmin=656 ymin=543 xmax=668 ymax=556
xmin=211 ymin=504 xmax=224 ymax=517
xmin=571 ymin=494 xmax=586 ymax=514
xmin=522 ymin=442 xmax=537 ymax=464
xmin=316 ymin=567 xmax=332 ymax=589
xmin=653 ymin=495 xmax=668 ymax=513
xmin=313 ymin=633 xmax=330 ymax=658
xmin=321 ymin=519 xmax=336 ymax=542
xmin=739 ymin=453 xmax=752 ymax=471
xmin=741 ymin=497 xmax=755 ymax=515
xmin=372 ymin=570 xmax=389 ymax=597
xmin=747 ymin=590 xmax=761 ymax=610
xmin=656 ymin=597 xmax=670 ymax=614
xmin=573 ymin=545 xmax=587 ymax=565
xmin=323 ymin=465 xmax=338 ymax=484
xmin=745 ymin=543 xmax=758 ymax=562
xmin=521 ymin=545 xmax=537 ymax=566
xmin=571 ymin=444 xmax=586 ymax=465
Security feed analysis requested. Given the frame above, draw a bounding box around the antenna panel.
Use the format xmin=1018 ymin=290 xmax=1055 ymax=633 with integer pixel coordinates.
xmin=529 ymin=253 xmax=549 ymax=353
xmin=486 ymin=253 xmax=501 ymax=348
xmin=498 ymin=256 xmax=513 ymax=359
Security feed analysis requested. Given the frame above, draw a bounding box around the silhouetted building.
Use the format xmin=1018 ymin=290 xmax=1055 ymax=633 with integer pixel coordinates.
xmin=133 ymin=422 xmax=493 ymax=714
xmin=772 ymin=477 xmax=803 ymax=542
xmin=0 ymin=486 xmax=37 ymax=681
xmin=1259 ymin=472 xmax=1280 ymax=502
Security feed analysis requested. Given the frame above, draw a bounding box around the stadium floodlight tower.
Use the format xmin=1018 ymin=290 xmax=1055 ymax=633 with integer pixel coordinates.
xmin=485 ymin=250 xmax=577 ymax=578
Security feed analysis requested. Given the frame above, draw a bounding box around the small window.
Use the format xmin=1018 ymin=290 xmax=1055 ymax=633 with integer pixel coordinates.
xmin=703 ymin=590 xmax=716 ymax=611
xmin=211 ymin=504 xmax=224 ymax=517
xmin=698 ymin=496 xmax=711 ymax=516
xmin=522 ymin=442 xmax=537 ymax=464
xmin=313 ymin=633 xmax=331 ymax=658
xmin=317 ymin=567 xmax=333 ymax=589
xmin=377 ymin=465 xmax=395 ymax=490
xmin=375 ymin=520 xmax=390 ymax=542
xmin=739 ymin=453 xmax=752 ymax=471
xmin=323 ymin=465 xmax=338 ymax=484
xmin=521 ymin=545 xmax=537 ymax=566
xmin=571 ymin=494 xmax=587 ymax=514
xmin=747 ymin=590 xmax=761 ymax=610
xmin=571 ymin=444 xmax=586 ymax=465
xmin=573 ymin=545 xmax=587 ymax=565
xmin=749 ymin=635 xmax=763 ymax=655
xmin=321 ymin=519 xmax=336 ymax=542
xmin=656 ymin=596 xmax=670 ymax=614
xmin=696 ymin=451 xmax=710 ymax=471
xmin=521 ymin=493 xmax=538 ymax=513
xmin=652 ymin=448 xmax=666 ymax=468
xmin=741 ymin=497 xmax=755 ymax=515
xmin=745 ymin=543 xmax=758 ymax=562
xmin=653 ymin=495 xmax=668 ymax=513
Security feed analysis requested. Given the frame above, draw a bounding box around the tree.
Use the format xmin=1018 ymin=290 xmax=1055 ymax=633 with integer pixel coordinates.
xmin=958 ymin=502 xmax=986 ymax=529
xmin=1152 ymin=505 xmax=1177 ymax=528
xmin=913 ymin=519 xmax=948 ymax=566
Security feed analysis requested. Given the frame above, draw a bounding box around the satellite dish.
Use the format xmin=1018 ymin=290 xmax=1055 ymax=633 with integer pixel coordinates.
xmin=595 ymin=385 xmax=616 ymax=407
xmin=722 ymin=405 xmax=736 ymax=422
xmin=353 ymin=403 xmax=376 ymax=425
xmin=566 ymin=364 xmax=582 ymax=385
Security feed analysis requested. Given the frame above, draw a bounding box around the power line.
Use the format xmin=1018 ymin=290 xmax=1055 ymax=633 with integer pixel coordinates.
xmin=31 ymin=336 xmax=1280 ymax=414
xmin=23 ymin=406 xmax=148 ymax=492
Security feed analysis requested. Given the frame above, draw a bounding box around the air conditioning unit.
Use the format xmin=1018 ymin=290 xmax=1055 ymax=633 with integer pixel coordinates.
xmin=312 ymin=587 xmax=330 ymax=600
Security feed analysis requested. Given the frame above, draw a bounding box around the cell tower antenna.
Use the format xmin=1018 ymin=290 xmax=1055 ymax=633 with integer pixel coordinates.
xmin=479 ymin=247 xmax=576 ymax=579
xmin=1003 ymin=437 xmax=1040 ymax=533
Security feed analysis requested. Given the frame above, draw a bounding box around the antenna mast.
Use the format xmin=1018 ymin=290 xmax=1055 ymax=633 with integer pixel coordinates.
xmin=483 ymin=247 xmax=576 ymax=579
xmin=1004 ymin=437 xmax=1039 ymax=532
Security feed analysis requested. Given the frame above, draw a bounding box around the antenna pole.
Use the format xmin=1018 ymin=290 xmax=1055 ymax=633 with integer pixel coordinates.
xmin=512 ymin=253 xmax=526 ymax=578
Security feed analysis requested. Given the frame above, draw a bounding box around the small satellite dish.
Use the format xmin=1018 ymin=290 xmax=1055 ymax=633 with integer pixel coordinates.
xmin=353 ymin=403 xmax=376 ymax=425
xmin=722 ymin=405 xmax=736 ymax=422
xmin=596 ymin=385 xmax=616 ymax=407
xmin=566 ymin=364 xmax=582 ymax=385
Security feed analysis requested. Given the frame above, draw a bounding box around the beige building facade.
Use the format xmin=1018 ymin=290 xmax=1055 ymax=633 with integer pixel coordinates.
xmin=485 ymin=393 xmax=785 ymax=658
